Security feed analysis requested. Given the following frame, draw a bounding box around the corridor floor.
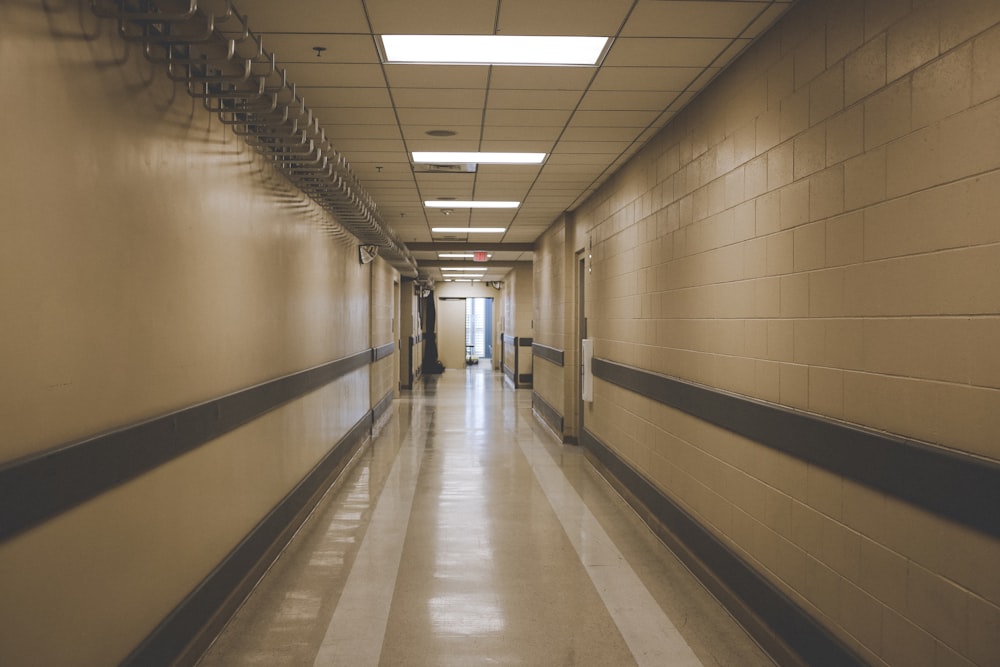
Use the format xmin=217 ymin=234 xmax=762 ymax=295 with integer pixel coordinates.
xmin=198 ymin=367 xmax=774 ymax=666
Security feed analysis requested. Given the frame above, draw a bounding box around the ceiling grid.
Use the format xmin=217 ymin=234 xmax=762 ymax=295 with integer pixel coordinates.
xmin=227 ymin=0 xmax=796 ymax=280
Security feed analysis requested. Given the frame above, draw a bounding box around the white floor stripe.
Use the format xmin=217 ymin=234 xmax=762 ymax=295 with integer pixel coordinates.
xmin=312 ymin=435 xmax=423 ymax=666
xmin=517 ymin=436 xmax=704 ymax=667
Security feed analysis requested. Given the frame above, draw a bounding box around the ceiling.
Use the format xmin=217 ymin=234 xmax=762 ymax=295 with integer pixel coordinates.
xmin=229 ymin=0 xmax=797 ymax=282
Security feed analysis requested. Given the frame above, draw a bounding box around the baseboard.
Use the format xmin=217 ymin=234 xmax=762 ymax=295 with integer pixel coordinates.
xmin=123 ymin=414 xmax=374 ymax=667
xmin=581 ymin=428 xmax=864 ymax=667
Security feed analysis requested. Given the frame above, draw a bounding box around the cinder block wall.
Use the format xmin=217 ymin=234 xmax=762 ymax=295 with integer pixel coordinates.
xmin=533 ymin=221 xmax=568 ymax=424
xmin=568 ymin=0 xmax=1000 ymax=665
xmin=371 ymin=259 xmax=399 ymax=406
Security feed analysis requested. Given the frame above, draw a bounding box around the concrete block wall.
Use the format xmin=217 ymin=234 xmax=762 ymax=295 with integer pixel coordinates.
xmin=533 ymin=221 xmax=568 ymax=425
xmin=573 ymin=0 xmax=1000 ymax=664
xmin=371 ymin=259 xmax=399 ymax=406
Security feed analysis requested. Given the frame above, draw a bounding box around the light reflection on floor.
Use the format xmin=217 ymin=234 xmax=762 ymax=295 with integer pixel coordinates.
xmin=199 ymin=366 xmax=773 ymax=667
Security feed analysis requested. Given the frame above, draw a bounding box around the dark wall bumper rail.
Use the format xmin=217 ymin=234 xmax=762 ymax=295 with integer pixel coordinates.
xmin=124 ymin=414 xmax=373 ymax=667
xmin=0 ymin=349 xmax=380 ymax=544
xmin=591 ymin=357 xmax=1000 ymax=540
xmin=531 ymin=391 xmax=564 ymax=437
xmin=0 ymin=344 xmax=404 ymax=665
xmin=531 ymin=342 xmax=564 ymax=367
xmin=372 ymin=341 xmax=396 ymax=362
xmin=582 ymin=428 xmax=865 ymax=667
xmin=502 ymin=334 xmax=533 ymax=388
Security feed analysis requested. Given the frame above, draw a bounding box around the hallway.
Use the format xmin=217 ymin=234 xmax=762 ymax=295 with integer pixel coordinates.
xmin=198 ymin=368 xmax=772 ymax=666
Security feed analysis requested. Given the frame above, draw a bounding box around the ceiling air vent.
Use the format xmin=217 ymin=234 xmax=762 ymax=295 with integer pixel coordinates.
xmin=413 ymin=163 xmax=477 ymax=173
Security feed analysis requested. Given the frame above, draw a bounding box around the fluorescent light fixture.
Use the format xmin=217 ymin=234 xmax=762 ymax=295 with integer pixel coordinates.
xmin=441 ymin=267 xmax=489 ymax=271
xmin=432 ymin=227 xmax=506 ymax=234
xmin=439 ymin=253 xmax=480 ymax=258
xmin=413 ymin=151 xmax=545 ymax=165
xmin=382 ymin=35 xmax=608 ymax=66
xmin=426 ymin=200 xmax=519 ymax=209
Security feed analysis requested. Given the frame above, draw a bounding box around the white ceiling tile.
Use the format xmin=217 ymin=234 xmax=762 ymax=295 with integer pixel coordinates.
xmin=366 ymin=0 xmax=497 ymax=34
xmin=476 ymin=165 xmax=543 ymax=179
xmin=578 ymin=90 xmax=681 ymax=111
xmin=405 ymin=138 xmax=483 ymax=152
xmin=591 ymin=66 xmax=703 ymax=91
xmin=319 ymin=108 xmax=399 ymax=125
xmin=534 ymin=173 xmax=600 ymax=184
xmin=353 ymin=163 xmax=412 ymax=178
xmin=497 ymin=0 xmax=633 ymax=35
xmin=283 ymin=63 xmax=385 ymax=87
xmin=324 ymin=124 xmax=403 ymax=140
xmin=344 ymin=151 xmax=412 ymax=163
xmin=553 ymin=141 xmax=632 ymax=154
xmin=560 ymin=126 xmax=643 ymax=142
xmin=327 ymin=139 xmax=407 ymax=153
xmin=396 ymin=108 xmax=484 ymax=126
xmin=260 ymin=34 xmax=380 ymax=64
xmin=473 ymin=186 xmax=532 ymax=199
xmin=604 ymin=38 xmax=729 ymax=67
xmin=490 ymin=66 xmax=596 ymax=91
xmin=415 ymin=173 xmax=476 ymax=188
xmin=544 ymin=153 xmax=618 ymax=165
xmin=393 ymin=88 xmax=487 ymax=108
xmin=384 ymin=65 xmax=490 ymax=89
xmin=478 ymin=140 xmax=557 ymax=153
xmin=483 ymin=126 xmax=563 ymax=142
xmin=487 ymin=90 xmax=584 ymax=110
xmin=303 ymin=87 xmax=393 ymax=108
xmin=570 ymin=109 xmax=661 ymax=127
xmin=235 ymin=0 xmax=371 ymax=32
xmin=400 ymin=127 xmax=483 ymax=143
xmin=621 ymin=1 xmax=770 ymax=38
xmin=484 ymin=109 xmax=573 ymax=126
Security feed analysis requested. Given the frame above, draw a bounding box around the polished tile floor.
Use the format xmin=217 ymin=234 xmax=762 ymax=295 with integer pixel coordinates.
xmin=198 ymin=366 xmax=774 ymax=666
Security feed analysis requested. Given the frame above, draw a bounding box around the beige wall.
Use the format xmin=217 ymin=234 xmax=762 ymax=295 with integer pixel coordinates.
xmin=434 ymin=282 xmax=500 ymax=370
xmin=501 ymin=263 xmax=534 ymax=339
xmin=541 ymin=1 xmax=1000 ymax=665
xmin=533 ymin=219 xmax=568 ymax=427
xmin=371 ymin=258 xmax=399 ymax=405
xmin=0 ymin=4 xmax=393 ymax=664
xmin=501 ymin=264 xmax=534 ymax=380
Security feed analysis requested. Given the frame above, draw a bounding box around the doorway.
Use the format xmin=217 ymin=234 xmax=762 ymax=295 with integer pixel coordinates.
xmin=465 ymin=297 xmax=494 ymax=364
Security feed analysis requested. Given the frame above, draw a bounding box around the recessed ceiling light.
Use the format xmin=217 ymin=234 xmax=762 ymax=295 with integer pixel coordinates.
xmin=425 ymin=201 xmax=519 ymax=209
xmin=381 ymin=35 xmax=609 ymax=66
xmin=432 ymin=227 xmax=506 ymax=234
xmin=442 ymin=267 xmax=488 ymax=272
xmin=413 ymin=151 xmax=545 ymax=165
xmin=438 ymin=253 xmax=492 ymax=259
